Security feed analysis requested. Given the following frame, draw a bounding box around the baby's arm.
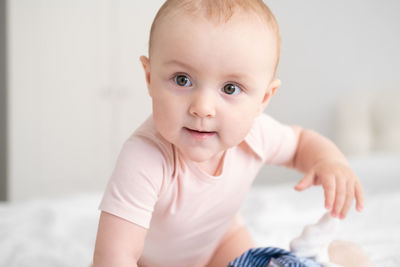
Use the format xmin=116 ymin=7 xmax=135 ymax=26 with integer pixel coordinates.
xmin=93 ymin=211 xmax=147 ymax=267
xmin=286 ymin=126 xmax=364 ymax=219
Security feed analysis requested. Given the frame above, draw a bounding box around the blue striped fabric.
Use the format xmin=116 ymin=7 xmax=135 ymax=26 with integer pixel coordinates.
xmin=227 ymin=247 xmax=322 ymax=267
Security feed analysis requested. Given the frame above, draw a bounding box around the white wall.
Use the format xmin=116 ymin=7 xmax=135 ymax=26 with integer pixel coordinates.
xmin=267 ymin=0 xmax=400 ymax=136
xmin=7 ymin=0 xmax=163 ymax=201
xmin=7 ymin=0 xmax=400 ymax=200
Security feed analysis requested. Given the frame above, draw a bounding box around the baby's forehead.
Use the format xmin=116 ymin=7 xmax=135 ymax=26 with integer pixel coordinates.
xmin=152 ymin=16 xmax=278 ymax=81
xmin=153 ymin=12 xmax=275 ymax=55
xmin=148 ymin=0 xmax=281 ymax=76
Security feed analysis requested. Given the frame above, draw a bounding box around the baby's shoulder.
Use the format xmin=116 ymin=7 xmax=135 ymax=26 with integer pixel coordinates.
xmin=253 ymin=113 xmax=283 ymax=130
xmin=120 ymin=116 xmax=175 ymax=173
xmin=104 ymin=119 xmax=176 ymax=204
xmin=245 ymin=113 xmax=284 ymax=144
xmin=243 ymin=113 xmax=296 ymax=162
xmin=126 ymin=133 xmax=172 ymax=166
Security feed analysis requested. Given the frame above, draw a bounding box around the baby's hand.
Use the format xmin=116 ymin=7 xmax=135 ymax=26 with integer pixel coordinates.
xmin=294 ymin=159 xmax=364 ymax=219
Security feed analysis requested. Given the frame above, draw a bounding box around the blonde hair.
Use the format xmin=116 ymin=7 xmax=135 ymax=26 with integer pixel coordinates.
xmin=148 ymin=0 xmax=281 ymax=75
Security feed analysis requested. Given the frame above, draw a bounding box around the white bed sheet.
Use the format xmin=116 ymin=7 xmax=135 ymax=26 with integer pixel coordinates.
xmin=0 ymin=154 xmax=399 ymax=267
xmin=0 ymin=194 xmax=101 ymax=267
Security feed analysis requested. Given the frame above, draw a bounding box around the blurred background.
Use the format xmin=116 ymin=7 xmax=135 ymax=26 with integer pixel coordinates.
xmin=1 ymin=0 xmax=400 ymax=202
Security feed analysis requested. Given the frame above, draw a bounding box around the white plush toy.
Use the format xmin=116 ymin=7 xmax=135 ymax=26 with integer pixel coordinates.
xmin=290 ymin=212 xmax=342 ymax=267
xmin=290 ymin=212 xmax=372 ymax=267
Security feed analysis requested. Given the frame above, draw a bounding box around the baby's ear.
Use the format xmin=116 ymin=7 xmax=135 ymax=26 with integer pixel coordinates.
xmin=140 ymin=55 xmax=151 ymax=86
xmin=258 ymin=79 xmax=280 ymax=114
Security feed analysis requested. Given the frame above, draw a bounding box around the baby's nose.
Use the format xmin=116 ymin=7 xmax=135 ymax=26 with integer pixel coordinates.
xmin=189 ymin=89 xmax=216 ymax=118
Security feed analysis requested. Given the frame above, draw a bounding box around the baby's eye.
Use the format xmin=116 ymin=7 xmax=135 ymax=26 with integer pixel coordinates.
xmin=174 ymin=75 xmax=192 ymax=87
xmin=223 ymin=83 xmax=241 ymax=95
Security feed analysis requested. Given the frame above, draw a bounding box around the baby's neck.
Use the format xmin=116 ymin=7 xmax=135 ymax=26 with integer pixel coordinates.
xmin=195 ymin=151 xmax=226 ymax=176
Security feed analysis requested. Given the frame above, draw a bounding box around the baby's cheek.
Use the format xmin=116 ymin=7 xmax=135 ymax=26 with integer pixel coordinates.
xmin=153 ymin=99 xmax=185 ymax=135
xmin=220 ymin=117 xmax=254 ymax=147
xmin=152 ymin=102 xmax=172 ymax=128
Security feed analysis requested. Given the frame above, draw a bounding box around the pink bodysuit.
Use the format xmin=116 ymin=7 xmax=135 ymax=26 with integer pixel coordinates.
xmin=99 ymin=113 xmax=298 ymax=267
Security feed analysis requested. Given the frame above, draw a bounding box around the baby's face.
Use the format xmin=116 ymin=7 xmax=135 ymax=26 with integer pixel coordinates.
xmin=141 ymin=11 xmax=280 ymax=163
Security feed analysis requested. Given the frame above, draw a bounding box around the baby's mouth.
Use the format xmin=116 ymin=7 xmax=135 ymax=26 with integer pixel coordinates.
xmin=184 ymin=127 xmax=217 ymax=139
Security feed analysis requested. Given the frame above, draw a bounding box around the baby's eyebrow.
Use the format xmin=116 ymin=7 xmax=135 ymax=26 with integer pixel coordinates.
xmin=225 ymin=72 xmax=252 ymax=82
xmin=163 ymin=59 xmax=196 ymax=72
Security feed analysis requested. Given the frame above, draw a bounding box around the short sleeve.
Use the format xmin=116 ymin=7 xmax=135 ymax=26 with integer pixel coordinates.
xmin=244 ymin=113 xmax=299 ymax=165
xmin=99 ymin=136 xmax=171 ymax=229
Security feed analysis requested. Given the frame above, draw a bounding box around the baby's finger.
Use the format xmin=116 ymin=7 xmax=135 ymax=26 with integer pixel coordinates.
xmin=355 ymin=181 xmax=365 ymax=212
xmin=322 ymin=176 xmax=335 ymax=210
xmin=294 ymin=171 xmax=314 ymax=191
xmin=339 ymin=183 xmax=354 ymax=219
xmin=332 ymin=177 xmax=346 ymax=218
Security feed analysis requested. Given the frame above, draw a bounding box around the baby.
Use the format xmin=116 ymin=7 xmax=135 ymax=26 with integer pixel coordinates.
xmin=93 ymin=0 xmax=366 ymax=266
